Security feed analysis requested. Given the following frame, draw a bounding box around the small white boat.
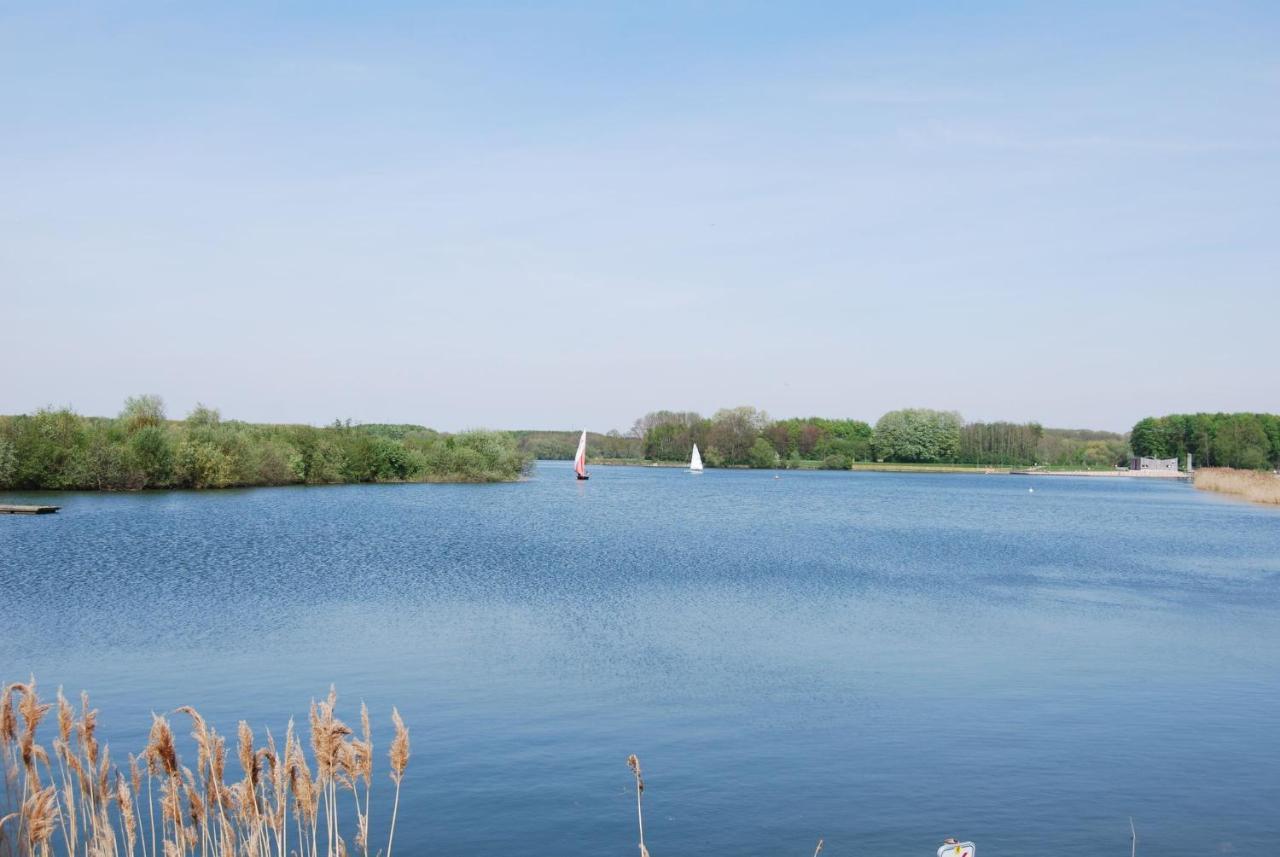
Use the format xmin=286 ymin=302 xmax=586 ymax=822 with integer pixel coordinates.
xmin=574 ymin=430 xmax=589 ymax=481
xmin=689 ymin=443 xmax=703 ymax=473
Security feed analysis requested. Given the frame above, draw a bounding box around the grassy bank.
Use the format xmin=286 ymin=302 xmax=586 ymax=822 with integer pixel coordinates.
xmin=1194 ymin=467 xmax=1280 ymax=505
xmin=0 ymin=397 xmax=531 ymax=490
xmin=850 ymin=462 xmax=1010 ymax=474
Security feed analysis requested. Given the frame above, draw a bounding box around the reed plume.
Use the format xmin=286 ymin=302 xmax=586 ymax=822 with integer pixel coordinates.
xmin=146 ymin=716 xmax=179 ymax=779
xmin=2 ymin=678 xmax=410 ymax=857
xmin=77 ymin=694 xmax=99 ymax=774
xmin=1 ymin=686 xmax=17 ymax=747
xmin=16 ymin=682 xmax=51 ymax=786
xmin=23 ymin=786 xmax=59 ymax=857
xmin=384 ymin=709 xmax=409 ymax=857
xmin=53 ymin=696 xmax=71 ymax=750
xmin=117 ymin=772 xmax=138 ymax=857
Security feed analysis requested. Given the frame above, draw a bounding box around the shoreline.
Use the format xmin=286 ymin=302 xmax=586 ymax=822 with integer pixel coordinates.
xmin=563 ymin=460 xmax=1187 ymax=478
xmin=1010 ymin=468 xmax=1188 ymax=479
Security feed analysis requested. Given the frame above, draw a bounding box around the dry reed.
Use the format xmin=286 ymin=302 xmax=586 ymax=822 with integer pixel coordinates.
xmin=626 ymin=754 xmax=648 ymax=857
xmin=383 ymin=709 xmax=408 ymax=857
xmin=1194 ymin=467 xmax=1280 ymax=505
xmin=0 ymin=678 xmax=410 ymax=857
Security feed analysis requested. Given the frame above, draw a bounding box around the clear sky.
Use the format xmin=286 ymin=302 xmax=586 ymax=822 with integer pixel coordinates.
xmin=3 ymin=2 xmax=1277 ymax=432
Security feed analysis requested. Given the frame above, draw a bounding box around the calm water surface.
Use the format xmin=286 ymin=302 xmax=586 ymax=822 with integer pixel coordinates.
xmin=3 ymin=464 xmax=1278 ymax=855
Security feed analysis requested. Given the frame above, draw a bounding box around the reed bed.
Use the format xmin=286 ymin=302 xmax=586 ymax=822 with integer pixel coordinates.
xmin=1194 ymin=467 xmax=1280 ymax=505
xmin=0 ymin=678 xmax=409 ymax=857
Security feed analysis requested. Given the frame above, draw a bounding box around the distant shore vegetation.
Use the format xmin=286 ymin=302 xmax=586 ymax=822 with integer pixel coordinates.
xmin=521 ymin=407 xmax=1132 ymax=470
xmin=1130 ymin=412 xmax=1280 ymax=470
xmin=0 ymin=396 xmax=530 ymax=490
xmin=10 ymin=400 xmax=1275 ymax=490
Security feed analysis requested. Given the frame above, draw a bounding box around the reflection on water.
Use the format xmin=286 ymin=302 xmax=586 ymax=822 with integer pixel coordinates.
xmin=3 ymin=463 xmax=1278 ymax=855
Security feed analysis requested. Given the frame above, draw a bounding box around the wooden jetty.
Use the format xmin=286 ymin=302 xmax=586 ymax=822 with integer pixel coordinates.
xmin=0 ymin=504 xmax=60 ymax=515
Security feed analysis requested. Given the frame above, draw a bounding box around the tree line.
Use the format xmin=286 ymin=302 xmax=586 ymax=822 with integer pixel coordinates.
xmin=0 ymin=396 xmax=531 ymax=490
xmin=629 ymin=407 xmax=1131 ymax=469
xmin=1130 ymin=412 xmax=1280 ymax=470
xmin=513 ymin=430 xmax=642 ymax=461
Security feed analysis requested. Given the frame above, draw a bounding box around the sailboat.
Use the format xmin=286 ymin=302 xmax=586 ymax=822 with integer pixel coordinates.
xmin=689 ymin=443 xmax=704 ymax=473
xmin=574 ymin=430 xmax=589 ymax=480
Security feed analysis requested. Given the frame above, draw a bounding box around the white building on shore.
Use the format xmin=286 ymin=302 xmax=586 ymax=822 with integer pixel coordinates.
xmin=1130 ymin=456 xmax=1179 ymax=472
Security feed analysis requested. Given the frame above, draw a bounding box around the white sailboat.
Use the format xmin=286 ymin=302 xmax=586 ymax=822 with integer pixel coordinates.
xmin=689 ymin=443 xmax=704 ymax=473
xmin=574 ymin=430 xmax=589 ymax=480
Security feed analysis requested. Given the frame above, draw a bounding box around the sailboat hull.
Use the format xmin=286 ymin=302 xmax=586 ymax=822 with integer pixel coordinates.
xmin=577 ymin=474 xmax=589 ymax=480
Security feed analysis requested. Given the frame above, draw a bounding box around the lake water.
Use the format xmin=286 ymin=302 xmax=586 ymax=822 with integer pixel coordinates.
xmin=3 ymin=463 xmax=1278 ymax=856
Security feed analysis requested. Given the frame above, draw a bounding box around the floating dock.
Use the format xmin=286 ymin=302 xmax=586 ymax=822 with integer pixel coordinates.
xmin=0 ymin=504 xmax=60 ymax=514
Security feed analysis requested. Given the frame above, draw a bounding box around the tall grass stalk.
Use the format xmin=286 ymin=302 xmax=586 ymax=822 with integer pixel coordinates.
xmin=626 ymin=755 xmax=649 ymax=857
xmin=0 ymin=679 xmax=408 ymax=857
xmin=384 ymin=709 xmax=409 ymax=857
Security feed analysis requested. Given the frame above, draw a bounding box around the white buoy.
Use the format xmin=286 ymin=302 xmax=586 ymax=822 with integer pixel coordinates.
xmin=1029 ymin=488 xmax=1034 ymax=493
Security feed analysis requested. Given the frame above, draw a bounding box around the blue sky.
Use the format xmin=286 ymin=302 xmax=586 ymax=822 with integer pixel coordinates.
xmin=3 ymin=1 xmax=1277 ymax=432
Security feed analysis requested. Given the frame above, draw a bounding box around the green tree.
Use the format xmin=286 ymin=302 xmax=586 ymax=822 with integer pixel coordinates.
xmin=186 ymin=403 xmax=221 ymax=427
xmin=127 ymin=424 xmax=175 ymax=487
xmin=638 ymin=412 xmax=707 ymax=461
xmin=1129 ymin=417 xmax=1164 ymax=458
xmin=748 ymin=437 xmax=778 ymax=468
xmin=959 ymin=421 xmax=1043 ymax=466
xmin=10 ymin=408 xmax=88 ymax=488
xmin=0 ymin=438 xmax=15 ymax=487
xmin=120 ymin=395 xmax=166 ymax=432
xmin=1213 ymin=414 xmax=1270 ymax=469
xmin=873 ymin=409 xmax=962 ymax=462
xmin=175 ymin=440 xmax=233 ymax=488
xmin=709 ymin=406 xmax=770 ymax=464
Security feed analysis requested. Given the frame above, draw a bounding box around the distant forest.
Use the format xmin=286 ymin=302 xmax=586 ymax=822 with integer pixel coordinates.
xmin=522 ymin=407 xmax=1132 ymax=469
xmin=9 ymin=401 xmax=1273 ymax=490
xmin=1130 ymin=412 xmax=1280 ymax=470
xmin=513 ymin=430 xmax=642 ymax=462
xmin=0 ymin=397 xmax=530 ymax=490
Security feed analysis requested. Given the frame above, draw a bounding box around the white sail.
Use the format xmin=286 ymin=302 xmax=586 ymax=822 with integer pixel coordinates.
xmin=574 ymin=430 xmax=588 ymax=479
xmin=690 ymin=443 xmax=703 ymax=472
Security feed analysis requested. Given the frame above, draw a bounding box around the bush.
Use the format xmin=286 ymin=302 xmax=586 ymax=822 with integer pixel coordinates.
xmin=748 ymin=437 xmax=778 ymax=469
xmin=176 ymin=440 xmax=234 ymax=488
xmin=0 ymin=398 xmax=531 ymax=489
xmin=128 ymin=425 xmax=175 ymax=487
xmin=0 ymin=438 xmax=14 ymax=487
